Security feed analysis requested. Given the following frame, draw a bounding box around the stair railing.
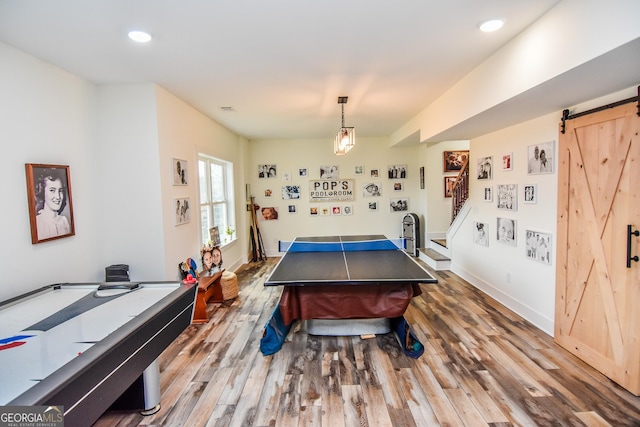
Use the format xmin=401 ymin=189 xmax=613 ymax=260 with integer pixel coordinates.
xmin=448 ymin=158 xmax=469 ymax=224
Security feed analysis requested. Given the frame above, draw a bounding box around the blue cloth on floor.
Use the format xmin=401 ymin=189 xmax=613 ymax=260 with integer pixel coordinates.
xmin=260 ymin=306 xmax=292 ymax=356
xmin=391 ymin=316 xmax=424 ymax=359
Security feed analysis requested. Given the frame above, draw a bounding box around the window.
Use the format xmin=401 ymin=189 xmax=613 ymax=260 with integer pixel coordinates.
xmin=198 ymin=154 xmax=235 ymax=246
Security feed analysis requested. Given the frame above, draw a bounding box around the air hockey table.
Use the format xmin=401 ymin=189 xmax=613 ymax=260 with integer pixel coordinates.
xmin=0 ymin=280 xmax=196 ymax=426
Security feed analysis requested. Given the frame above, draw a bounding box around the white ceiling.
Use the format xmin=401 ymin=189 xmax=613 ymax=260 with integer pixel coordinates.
xmin=0 ymin=0 xmax=628 ymax=142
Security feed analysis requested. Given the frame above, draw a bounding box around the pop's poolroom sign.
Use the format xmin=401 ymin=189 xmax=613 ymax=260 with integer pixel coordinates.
xmin=309 ymin=179 xmax=354 ymax=201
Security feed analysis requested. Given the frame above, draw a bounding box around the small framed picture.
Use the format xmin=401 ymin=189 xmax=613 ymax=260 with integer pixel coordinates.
xmin=320 ymin=207 xmax=331 ymax=216
xmin=526 ymin=230 xmax=552 ymax=264
xmin=282 ymin=172 xmax=291 ymax=182
xmin=390 ymin=198 xmax=409 ymax=212
xmin=343 ymin=205 xmax=353 ymax=215
xmin=355 ymin=165 xmax=364 ymax=175
xmin=443 ymin=150 xmax=469 ymax=173
xmin=298 ymin=168 xmax=308 ymax=177
xmin=320 ymin=166 xmax=339 ymax=179
xmin=309 ymin=206 xmax=318 ymax=216
xmin=258 ymin=164 xmax=277 ymax=178
xmin=483 ymin=187 xmax=493 ymax=202
xmin=25 ymin=163 xmax=76 ymax=244
xmin=393 ymin=182 xmax=403 ymax=192
xmin=444 ymin=176 xmax=456 ymax=198
xmin=288 ymin=205 xmax=297 ymax=214
xmin=496 ymin=184 xmax=517 ymax=211
xmin=209 ymin=226 xmax=221 ymax=246
xmin=174 ymin=197 xmax=191 ymax=225
xmin=502 ymin=153 xmax=513 ymax=171
xmin=527 ymin=141 xmax=555 ymax=174
xmin=473 ymin=222 xmax=489 ymax=247
xmin=172 ymin=158 xmax=188 ymax=185
xmin=363 ymin=182 xmax=382 ymax=197
xmin=331 ymin=206 xmax=342 ymax=215
xmin=420 ymin=166 xmax=425 ymax=189
xmin=264 ymin=189 xmax=272 ymax=198
xmin=388 ymin=164 xmax=407 ymax=179
xmin=260 ymin=207 xmax=279 ymax=220
xmin=497 ymin=217 xmax=516 ymax=246
xmin=368 ymin=201 xmax=378 ymax=211
xmin=477 ymin=156 xmax=493 ymax=180
xmin=370 ymin=169 xmax=379 ymax=178
xmin=282 ymin=185 xmax=300 ymax=199
xmin=524 ymin=184 xmax=537 ymax=204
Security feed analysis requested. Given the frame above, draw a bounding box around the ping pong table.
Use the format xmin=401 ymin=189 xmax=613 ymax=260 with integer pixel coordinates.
xmin=260 ymin=235 xmax=437 ymax=356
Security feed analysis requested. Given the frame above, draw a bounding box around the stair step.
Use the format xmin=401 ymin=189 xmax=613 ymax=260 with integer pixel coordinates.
xmin=420 ymin=248 xmax=450 ymax=261
xmin=431 ymin=239 xmax=447 ymax=248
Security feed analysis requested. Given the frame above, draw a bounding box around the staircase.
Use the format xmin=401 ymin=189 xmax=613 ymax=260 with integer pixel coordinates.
xmin=418 ymin=160 xmax=470 ymax=271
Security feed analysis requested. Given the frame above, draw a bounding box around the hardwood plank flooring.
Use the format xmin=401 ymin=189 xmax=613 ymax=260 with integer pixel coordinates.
xmin=95 ymin=259 xmax=640 ymax=426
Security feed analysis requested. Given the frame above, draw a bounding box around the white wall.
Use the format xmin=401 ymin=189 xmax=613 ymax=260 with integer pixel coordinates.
xmin=0 ymin=42 xmax=100 ymax=301
xmin=0 ymin=41 xmax=251 ymax=302
xmin=248 ymin=137 xmax=422 ymax=254
xmin=449 ymin=85 xmax=640 ymax=336
xmin=155 ymin=86 xmax=250 ymax=276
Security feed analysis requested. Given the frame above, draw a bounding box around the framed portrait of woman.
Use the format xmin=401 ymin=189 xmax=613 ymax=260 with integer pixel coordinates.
xmin=25 ymin=163 xmax=76 ymax=244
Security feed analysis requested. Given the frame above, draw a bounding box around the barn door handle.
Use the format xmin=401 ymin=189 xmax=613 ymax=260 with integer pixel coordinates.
xmin=627 ymin=225 xmax=640 ymax=268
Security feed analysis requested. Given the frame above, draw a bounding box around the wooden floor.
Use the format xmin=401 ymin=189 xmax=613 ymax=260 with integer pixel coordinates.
xmin=95 ymin=258 xmax=640 ymax=426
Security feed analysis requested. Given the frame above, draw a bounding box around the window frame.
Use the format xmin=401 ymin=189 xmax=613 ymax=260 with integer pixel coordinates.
xmin=198 ymin=154 xmax=235 ymax=247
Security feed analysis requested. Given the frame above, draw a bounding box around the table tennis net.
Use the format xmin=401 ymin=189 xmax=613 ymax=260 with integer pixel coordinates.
xmin=278 ymin=238 xmax=407 ymax=253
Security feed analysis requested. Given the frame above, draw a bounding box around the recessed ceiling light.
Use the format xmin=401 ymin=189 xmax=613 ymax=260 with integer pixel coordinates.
xmin=128 ymin=30 xmax=152 ymax=43
xmin=480 ymin=19 xmax=504 ymax=32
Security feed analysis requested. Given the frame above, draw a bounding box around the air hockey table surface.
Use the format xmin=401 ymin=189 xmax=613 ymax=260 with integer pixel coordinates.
xmin=0 ymin=280 xmax=195 ymax=424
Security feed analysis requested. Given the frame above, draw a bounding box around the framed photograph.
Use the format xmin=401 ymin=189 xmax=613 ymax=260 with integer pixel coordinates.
xmin=524 ymin=184 xmax=537 ymax=204
xmin=355 ymin=165 xmax=364 ymax=175
xmin=496 ymin=184 xmax=517 ymax=211
xmin=526 ymin=230 xmax=552 ymax=264
xmin=420 ymin=166 xmax=425 ymax=189
xmin=258 ymin=164 xmax=277 ymax=178
xmin=331 ymin=206 xmax=342 ymax=215
xmin=497 ymin=217 xmax=516 ymax=246
xmin=264 ymin=189 xmax=272 ymax=198
xmin=363 ymin=182 xmax=382 ymax=197
xmin=288 ymin=205 xmax=297 ymax=214
xmin=473 ymin=222 xmax=489 ymax=247
xmin=282 ymin=185 xmax=300 ymax=199
xmin=172 ymin=158 xmax=188 ymax=185
xmin=282 ymin=172 xmax=291 ymax=182
xmin=528 ymin=141 xmax=554 ymax=174
xmin=483 ymin=187 xmax=493 ymax=202
xmin=393 ymin=182 xmax=403 ymax=192
xmin=390 ymin=198 xmax=409 ymax=212
xmin=319 ymin=207 xmax=331 ymax=216
xmin=209 ymin=226 xmax=221 ymax=246
xmin=25 ymin=163 xmax=75 ymax=244
xmin=443 ymin=150 xmax=469 ymax=173
xmin=309 ymin=206 xmax=318 ymax=216
xmin=477 ymin=156 xmax=493 ymax=180
xmin=444 ymin=176 xmax=456 ymax=198
xmin=174 ymin=197 xmax=191 ymax=226
xmin=343 ymin=205 xmax=353 ymax=215
xmin=388 ymin=164 xmax=407 ymax=179
xmin=320 ymin=165 xmax=339 ymax=179
xmin=370 ymin=169 xmax=379 ymax=178
xmin=260 ymin=207 xmax=279 ymax=220
xmin=298 ymin=168 xmax=308 ymax=177
xmin=368 ymin=201 xmax=378 ymax=211
xmin=502 ymin=153 xmax=513 ymax=171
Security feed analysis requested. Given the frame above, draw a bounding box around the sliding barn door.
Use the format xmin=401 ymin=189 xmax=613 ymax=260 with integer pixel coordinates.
xmin=555 ymin=102 xmax=640 ymax=394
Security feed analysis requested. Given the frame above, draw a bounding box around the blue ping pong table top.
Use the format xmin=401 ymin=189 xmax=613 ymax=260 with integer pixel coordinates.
xmin=264 ymin=235 xmax=437 ymax=286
